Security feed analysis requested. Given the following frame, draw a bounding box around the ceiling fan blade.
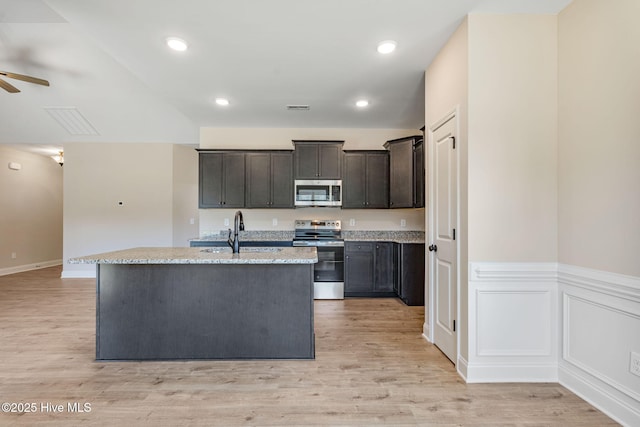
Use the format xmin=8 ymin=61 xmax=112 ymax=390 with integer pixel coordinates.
xmin=0 ymin=77 xmax=20 ymax=93
xmin=0 ymin=71 xmax=50 ymax=87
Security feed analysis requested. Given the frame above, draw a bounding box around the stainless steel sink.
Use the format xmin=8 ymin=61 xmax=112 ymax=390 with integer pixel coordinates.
xmin=200 ymin=248 xmax=231 ymax=253
xmin=200 ymin=247 xmax=283 ymax=253
xmin=239 ymin=247 xmax=283 ymax=253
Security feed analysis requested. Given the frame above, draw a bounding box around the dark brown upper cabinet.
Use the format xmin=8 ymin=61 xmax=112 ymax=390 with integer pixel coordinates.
xmin=293 ymin=140 xmax=344 ymax=179
xmin=384 ymin=135 xmax=425 ymax=208
xmin=199 ymin=151 xmax=245 ymax=208
xmin=342 ymin=150 xmax=389 ymax=209
xmin=245 ymin=151 xmax=294 ymax=208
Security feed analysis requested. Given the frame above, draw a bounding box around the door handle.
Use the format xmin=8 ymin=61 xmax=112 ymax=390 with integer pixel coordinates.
xmin=428 ymin=244 xmax=438 ymax=252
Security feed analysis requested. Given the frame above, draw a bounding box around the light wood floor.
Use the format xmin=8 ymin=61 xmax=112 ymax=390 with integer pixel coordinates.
xmin=0 ymin=267 xmax=616 ymax=426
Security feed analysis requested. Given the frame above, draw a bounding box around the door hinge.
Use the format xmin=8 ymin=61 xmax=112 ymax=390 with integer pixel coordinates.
xmin=453 ymin=228 xmax=456 ymax=241
xmin=451 ymin=136 xmax=456 ymax=149
xmin=453 ymin=320 xmax=456 ymax=332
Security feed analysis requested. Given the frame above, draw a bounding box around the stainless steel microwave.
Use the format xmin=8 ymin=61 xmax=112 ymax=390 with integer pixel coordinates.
xmin=294 ymin=180 xmax=342 ymax=207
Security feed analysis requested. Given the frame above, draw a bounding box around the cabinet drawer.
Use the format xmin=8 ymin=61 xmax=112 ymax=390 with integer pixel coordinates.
xmin=345 ymin=242 xmax=374 ymax=252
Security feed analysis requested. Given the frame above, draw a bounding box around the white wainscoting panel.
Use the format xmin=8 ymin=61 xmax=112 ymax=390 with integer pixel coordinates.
xmin=467 ymin=262 xmax=558 ymax=383
xmin=558 ymin=264 xmax=640 ymax=427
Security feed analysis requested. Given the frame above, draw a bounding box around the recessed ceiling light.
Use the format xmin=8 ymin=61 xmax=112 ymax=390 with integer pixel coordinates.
xmin=356 ymin=100 xmax=369 ymax=108
xmin=166 ymin=37 xmax=188 ymax=51
xmin=377 ymin=40 xmax=397 ymax=54
xmin=215 ymin=98 xmax=230 ymax=106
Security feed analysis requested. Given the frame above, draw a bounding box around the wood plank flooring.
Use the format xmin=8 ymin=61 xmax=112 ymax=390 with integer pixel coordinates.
xmin=0 ymin=266 xmax=617 ymax=426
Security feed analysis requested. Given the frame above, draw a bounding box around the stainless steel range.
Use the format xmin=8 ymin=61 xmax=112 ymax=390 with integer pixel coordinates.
xmin=293 ymin=219 xmax=344 ymax=299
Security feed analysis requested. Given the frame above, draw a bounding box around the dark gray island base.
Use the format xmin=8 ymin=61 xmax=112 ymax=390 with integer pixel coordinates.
xmin=71 ymin=247 xmax=317 ymax=360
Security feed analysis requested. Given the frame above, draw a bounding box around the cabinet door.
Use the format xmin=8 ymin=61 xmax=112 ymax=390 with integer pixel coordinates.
xmin=344 ymin=242 xmax=374 ymax=293
xmin=342 ymin=153 xmax=366 ymax=208
xmin=318 ymin=144 xmax=342 ymax=179
xmin=199 ymin=153 xmax=223 ymax=208
xmin=245 ymin=153 xmax=271 ymax=208
xmin=270 ymin=152 xmax=294 ymax=208
xmin=222 ymin=153 xmax=245 ymax=208
xmin=365 ymin=152 xmax=389 ymax=208
xmin=413 ymin=140 xmax=425 ymax=208
xmin=294 ymin=144 xmax=319 ymax=179
xmin=398 ymin=243 xmax=425 ymax=306
xmin=388 ymin=139 xmax=414 ymax=208
xmin=373 ymin=242 xmax=394 ymax=292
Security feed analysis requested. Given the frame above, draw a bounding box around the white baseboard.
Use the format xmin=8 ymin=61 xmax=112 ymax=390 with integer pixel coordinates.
xmin=0 ymin=259 xmax=62 ymax=277
xmin=61 ymin=269 xmax=96 ymax=279
xmin=422 ymin=322 xmax=432 ymax=343
xmin=560 ymin=363 xmax=640 ymax=427
xmin=457 ymin=355 xmax=468 ymax=381
xmin=466 ymin=362 xmax=558 ymax=383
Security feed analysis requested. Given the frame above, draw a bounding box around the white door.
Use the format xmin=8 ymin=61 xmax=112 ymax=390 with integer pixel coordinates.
xmin=429 ymin=114 xmax=458 ymax=364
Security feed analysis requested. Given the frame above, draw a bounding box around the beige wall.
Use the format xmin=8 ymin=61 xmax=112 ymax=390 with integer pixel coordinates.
xmin=425 ymin=17 xmax=469 ymax=362
xmin=62 ymin=143 xmax=175 ymax=277
xmin=0 ymin=146 xmax=63 ymax=274
xmin=200 ymin=208 xmax=425 ymax=236
xmin=467 ymin=14 xmax=558 ymax=263
xmin=558 ymin=0 xmax=640 ymax=277
xmin=172 ymin=144 xmax=199 ymax=246
xmin=425 ymin=14 xmax=559 ymax=368
xmin=200 ymin=128 xmax=420 ymax=150
xmin=199 ymin=127 xmax=426 ymax=233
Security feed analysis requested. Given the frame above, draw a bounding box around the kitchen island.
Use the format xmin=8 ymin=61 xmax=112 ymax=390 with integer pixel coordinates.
xmin=69 ymin=246 xmax=317 ymax=360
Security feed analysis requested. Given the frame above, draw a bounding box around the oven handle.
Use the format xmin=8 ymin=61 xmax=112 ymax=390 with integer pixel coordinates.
xmin=293 ymin=242 xmax=345 ymax=247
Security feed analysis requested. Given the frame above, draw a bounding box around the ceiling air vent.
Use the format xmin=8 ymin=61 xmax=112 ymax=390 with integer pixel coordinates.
xmin=286 ymin=105 xmax=310 ymax=111
xmin=44 ymin=107 xmax=99 ymax=136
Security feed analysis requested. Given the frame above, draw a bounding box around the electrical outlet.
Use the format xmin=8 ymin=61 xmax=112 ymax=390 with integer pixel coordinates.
xmin=349 ymin=218 xmax=356 ymax=226
xmin=631 ymin=352 xmax=640 ymax=377
xmin=400 ymin=219 xmax=407 ymax=227
xmin=11 ymin=252 xmax=17 ymax=259
xmin=272 ymin=218 xmax=278 ymax=227
xmin=224 ymin=218 xmax=229 ymax=227
xmin=189 ymin=218 xmax=195 ymax=225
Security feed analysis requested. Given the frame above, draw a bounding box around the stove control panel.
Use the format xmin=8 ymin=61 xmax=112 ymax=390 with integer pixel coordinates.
xmin=294 ymin=219 xmax=341 ymax=230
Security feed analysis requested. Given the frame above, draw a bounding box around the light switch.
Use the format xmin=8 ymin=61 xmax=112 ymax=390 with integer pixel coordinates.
xmin=224 ymin=218 xmax=229 ymax=227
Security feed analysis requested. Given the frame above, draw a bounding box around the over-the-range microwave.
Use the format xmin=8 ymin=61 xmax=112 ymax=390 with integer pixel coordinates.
xmin=294 ymin=180 xmax=342 ymax=207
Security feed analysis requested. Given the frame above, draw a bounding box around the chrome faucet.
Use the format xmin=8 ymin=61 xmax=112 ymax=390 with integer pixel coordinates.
xmin=227 ymin=210 xmax=244 ymax=253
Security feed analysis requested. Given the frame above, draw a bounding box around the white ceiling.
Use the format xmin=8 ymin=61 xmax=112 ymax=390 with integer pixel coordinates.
xmin=0 ymin=0 xmax=572 ymax=156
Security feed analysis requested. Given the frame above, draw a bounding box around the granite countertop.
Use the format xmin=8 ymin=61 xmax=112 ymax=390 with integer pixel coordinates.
xmin=192 ymin=230 xmax=425 ymax=244
xmin=68 ymin=247 xmax=317 ymax=265
xmin=342 ymin=230 xmax=425 ymax=244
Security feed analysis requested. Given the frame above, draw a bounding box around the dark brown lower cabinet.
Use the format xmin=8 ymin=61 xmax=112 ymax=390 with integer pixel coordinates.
xmin=344 ymin=241 xmax=395 ymax=297
xmin=395 ymin=243 xmax=425 ymax=306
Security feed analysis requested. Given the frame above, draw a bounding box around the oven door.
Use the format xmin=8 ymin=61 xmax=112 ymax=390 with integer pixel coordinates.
xmin=314 ymin=246 xmax=344 ymax=283
xmin=313 ymin=245 xmax=344 ymax=299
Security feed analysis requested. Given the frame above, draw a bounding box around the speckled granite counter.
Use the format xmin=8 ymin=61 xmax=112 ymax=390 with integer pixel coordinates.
xmin=191 ymin=230 xmax=424 ymax=244
xmin=342 ymin=230 xmax=425 ymax=244
xmin=69 ymin=246 xmax=317 ymax=265
xmin=192 ymin=230 xmax=294 ymax=242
